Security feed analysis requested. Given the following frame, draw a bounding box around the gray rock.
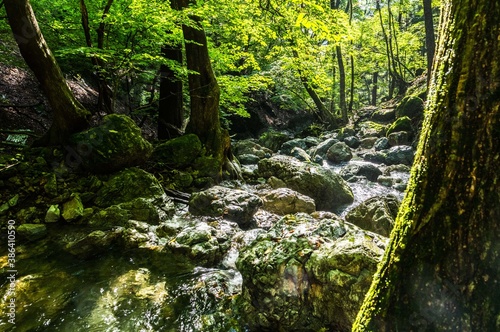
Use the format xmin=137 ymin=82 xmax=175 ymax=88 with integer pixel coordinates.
xmin=260 ymin=188 xmax=316 ymax=215
xmin=359 ymin=137 xmax=378 ymax=149
xmin=237 ymin=154 xmax=261 ymax=165
xmin=374 ymin=137 xmax=390 ymax=151
xmin=343 ymin=136 xmax=360 ymax=149
xmin=388 ymin=131 xmax=411 ymax=146
xmin=236 ymin=213 xmax=386 ymax=332
xmin=189 ymin=186 xmax=263 ymax=228
xmin=345 ymin=195 xmax=400 ymax=237
xmin=309 ymin=138 xmax=339 ymax=159
xmin=258 ymin=155 xmax=353 ymax=212
xmin=339 ymin=162 xmax=382 ymax=182
xmin=386 ymin=145 xmax=415 ymax=165
xmin=233 ymin=139 xmax=273 ymax=159
xmin=70 ymin=114 xmax=152 ymax=172
xmin=280 ymin=137 xmax=319 ymax=155
xmin=290 ymin=147 xmax=311 ymax=162
xmin=326 ymin=142 xmax=353 ymax=163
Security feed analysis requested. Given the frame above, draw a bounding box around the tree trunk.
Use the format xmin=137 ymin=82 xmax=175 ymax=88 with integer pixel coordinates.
xmin=182 ymin=14 xmax=231 ymax=177
xmin=158 ymin=43 xmax=184 ymax=139
xmin=291 ymin=49 xmax=336 ymax=126
xmin=4 ymin=0 xmax=91 ymax=146
xmin=371 ymin=72 xmax=378 ymax=106
xmin=158 ymin=0 xmax=184 ymax=140
xmin=353 ymin=0 xmax=500 ymax=330
xmin=423 ymin=0 xmax=435 ymax=81
xmin=336 ymin=45 xmax=348 ymax=124
xmin=79 ymin=0 xmax=113 ymax=114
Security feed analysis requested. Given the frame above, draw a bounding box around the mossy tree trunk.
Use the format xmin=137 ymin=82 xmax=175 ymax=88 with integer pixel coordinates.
xmin=181 ymin=10 xmax=232 ymax=179
xmin=353 ymin=0 xmax=500 ymax=331
xmin=4 ymin=0 xmax=91 ymax=146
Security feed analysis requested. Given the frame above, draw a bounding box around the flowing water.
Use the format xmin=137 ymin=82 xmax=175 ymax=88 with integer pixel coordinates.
xmin=0 ymin=159 xmax=408 ymax=332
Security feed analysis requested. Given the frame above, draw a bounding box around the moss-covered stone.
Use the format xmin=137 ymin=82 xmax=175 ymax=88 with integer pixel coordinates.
xmin=62 ymin=193 xmax=84 ymax=222
xmin=45 ymin=204 xmax=60 ymax=223
xmin=258 ymin=131 xmax=291 ymax=152
xmin=386 ymin=116 xmax=413 ymax=136
xmin=70 ymin=114 xmax=152 ymax=173
xmin=17 ymin=223 xmax=47 ymax=240
xmin=94 ymin=168 xmax=167 ymax=208
xmin=258 ymin=155 xmax=353 ymax=212
xmin=395 ymin=95 xmax=424 ymax=121
xmin=153 ymin=134 xmax=203 ymax=167
xmin=236 ymin=213 xmax=386 ymax=331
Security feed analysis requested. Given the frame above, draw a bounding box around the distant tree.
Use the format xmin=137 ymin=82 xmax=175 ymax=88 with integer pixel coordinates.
xmin=353 ymin=0 xmax=500 ymax=330
xmin=4 ymin=0 xmax=91 ymax=146
xmin=423 ymin=0 xmax=435 ymax=81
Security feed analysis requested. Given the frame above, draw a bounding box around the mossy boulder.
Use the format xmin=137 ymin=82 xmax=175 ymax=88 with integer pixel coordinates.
xmin=62 ymin=194 xmax=84 ymax=222
xmin=152 ymin=134 xmax=203 ymax=167
xmin=258 ymin=131 xmax=291 ymax=152
xmin=326 ymin=142 xmax=353 ymax=163
xmin=258 ymin=155 xmax=353 ymax=212
xmin=356 ymin=121 xmax=387 ymax=138
xmin=17 ymin=223 xmax=47 ymax=241
xmin=386 ymin=116 xmax=413 ymax=136
xmin=70 ymin=114 xmax=152 ymax=173
xmin=345 ymin=195 xmax=400 ymax=237
xmin=236 ymin=213 xmax=386 ymax=332
xmin=395 ymin=95 xmax=424 ymax=121
xmin=189 ymin=186 xmax=263 ymax=228
xmin=94 ymin=168 xmax=168 ymax=208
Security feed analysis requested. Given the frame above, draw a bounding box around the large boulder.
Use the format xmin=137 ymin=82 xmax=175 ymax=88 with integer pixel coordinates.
xmin=94 ymin=167 xmax=170 ymax=208
xmin=339 ymin=162 xmax=382 ymax=182
xmin=233 ymin=139 xmax=273 ymax=160
xmin=189 ymin=186 xmax=263 ymax=228
xmin=395 ymin=95 xmax=424 ymax=121
xmin=345 ymin=195 xmax=400 ymax=237
xmin=386 ymin=116 xmax=413 ymax=136
xmin=260 ymin=188 xmax=316 ymax=215
xmin=258 ymin=155 xmax=353 ymax=212
xmin=152 ymin=134 xmax=203 ymax=167
xmin=326 ymin=142 xmax=353 ymax=163
xmin=70 ymin=114 xmax=152 ymax=172
xmin=236 ymin=213 xmax=386 ymax=332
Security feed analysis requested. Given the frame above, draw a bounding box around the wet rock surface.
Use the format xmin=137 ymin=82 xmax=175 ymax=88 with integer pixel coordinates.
xmin=236 ymin=213 xmax=386 ymax=331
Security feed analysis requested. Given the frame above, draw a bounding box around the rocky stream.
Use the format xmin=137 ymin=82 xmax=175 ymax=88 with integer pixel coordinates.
xmin=0 ymin=91 xmax=425 ymax=331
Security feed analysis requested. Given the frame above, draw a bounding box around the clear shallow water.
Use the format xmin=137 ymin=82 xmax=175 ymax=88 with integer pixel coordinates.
xmin=326 ymin=159 xmax=409 ymax=217
xmin=0 ymin=236 xmax=241 ymax=332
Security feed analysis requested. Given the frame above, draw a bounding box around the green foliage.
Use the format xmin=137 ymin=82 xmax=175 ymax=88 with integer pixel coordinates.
xmin=1 ymin=0 xmax=431 ymax=131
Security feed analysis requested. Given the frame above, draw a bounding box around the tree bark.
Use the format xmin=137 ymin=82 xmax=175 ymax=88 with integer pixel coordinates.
xmin=371 ymin=72 xmax=378 ymax=106
xmin=336 ymin=45 xmax=348 ymax=124
xmin=79 ymin=0 xmax=113 ymax=113
xmin=291 ymin=49 xmax=336 ymax=126
xmin=423 ymin=0 xmax=436 ymax=81
xmin=158 ymin=0 xmax=184 ymax=140
xmin=4 ymin=0 xmax=91 ymax=146
xmin=353 ymin=0 xmax=500 ymax=330
xmin=158 ymin=43 xmax=184 ymax=139
xmin=182 ymin=14 xmax=231 ymax=178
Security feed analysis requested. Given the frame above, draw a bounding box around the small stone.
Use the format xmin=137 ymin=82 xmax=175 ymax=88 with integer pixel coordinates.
xmin=62 ymin=194 xmax=84 ymax=222
xmin=45 ymin=205 xmax=60 ymax=223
